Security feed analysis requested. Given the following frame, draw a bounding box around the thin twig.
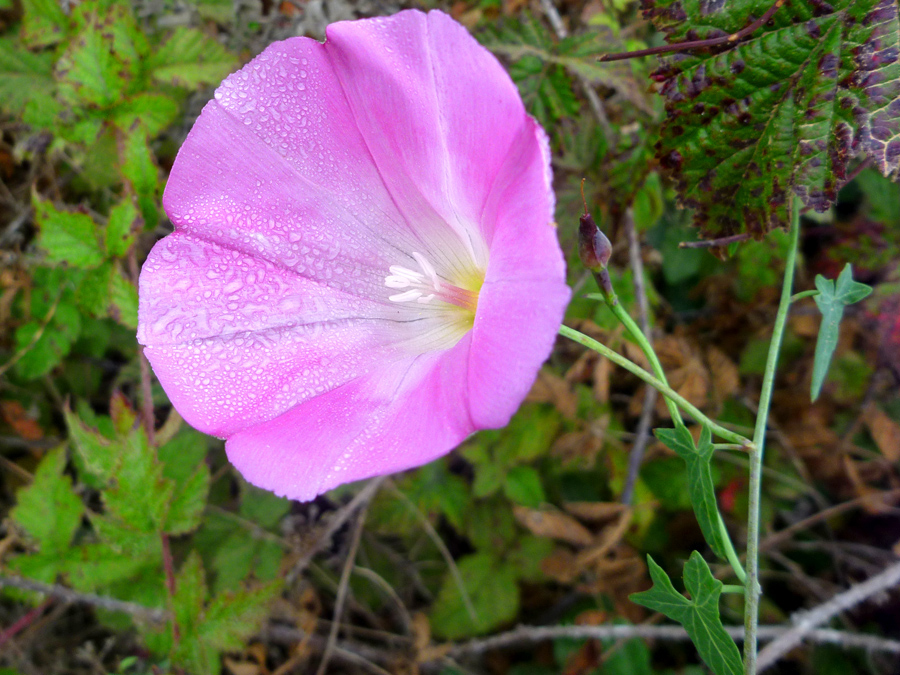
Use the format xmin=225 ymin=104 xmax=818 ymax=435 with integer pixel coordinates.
xmin=286 ymin=476 xmax=386 ymax=586
xmin=0 ymin=598 xmax=52 ymax=648
xmin=315 ymin=500 xmax=370 ymax=675
xmin=0 ymin=575 xmax=167 ymax=623
xmin=600 ymin=0 xmax=785 ymax=61
xmin=757 ymin=560 xmax=900 ymax=670
xmin=761 ymin=489 xmax=900 ymax=553
xmin=621 ymin=208 xmax=657 ymax=505
xmin=388 ymin=481 xmax=479 ymax=622
xmin=679 ymin=232 xmax=755 ymax=249
xmin=443 ymin=623 xmax=900 ymax=658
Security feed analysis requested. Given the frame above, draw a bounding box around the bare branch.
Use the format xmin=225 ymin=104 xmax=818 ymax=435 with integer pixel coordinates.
xmin=757 ymin=560 xmax=900 ymax=670
xmin=0 ymin=575 xmax=167 ymax=623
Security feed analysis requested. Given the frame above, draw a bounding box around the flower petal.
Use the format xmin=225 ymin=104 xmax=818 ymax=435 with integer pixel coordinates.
xmin=325 ymin=10 xmax=533 ymax=265
xmin=467 ymin=115 xmax=570 ymax=428
xmin=225 ymin=337 xmax=475 ymax=500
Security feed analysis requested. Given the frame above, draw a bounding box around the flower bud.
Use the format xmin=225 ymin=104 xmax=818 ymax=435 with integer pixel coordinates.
xmin=578 ymin=211 xmax=612 ymax=272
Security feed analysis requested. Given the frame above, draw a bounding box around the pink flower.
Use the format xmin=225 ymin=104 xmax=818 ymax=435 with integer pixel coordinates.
xmin=137 ymin=9 xmax=570 ymax=500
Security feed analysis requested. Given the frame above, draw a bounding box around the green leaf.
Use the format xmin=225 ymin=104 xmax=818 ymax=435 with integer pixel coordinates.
xmin=165 ymin=463 xmax=210 ymax=535
xmin=644 ymin=0 xmax=900 ymax=238
xmin=55 ymin=10 xmax=127 ymax=108
xmin=11 ymin=447 xmax=84 ymax=555
xmin=239 ymin=483 xmax=290 ymax=531
xmin=105 ymin=199 xmax=141 ymax=258
xmin=430 ymin=552 xmax=520 ymax=639
xmin=20 ymin=0 xmax=69 ymax=47
xmin=503 ymin=465 xmax=547 ymax=508
xmin=111 ymin=93 xmax=180 ymax=138
xmin=34 ymin=195 xmax=104 ymax=269
xmin=13 ymin=301 xmax=82 ymax=380
xmin=65 ymin=405 xmax=118 ymax=483
xmin=75 ymin=262 xmax=115 ymax=318
xmin=109 ymin=266 xmax=139 ymax=329
xmin=484 ymin=17 xmax=651 ymax=115
xmin=102 ymin=428 xmax=172 ymax=534
xmin=654 ymin=425 xmax=726 ymax=559
xmin=811 ymin=263 xmax=874 ymax=400
xmin=149 ymin=27 xmax=238 ymax=89
xmin=0 ymin=37 xmax=55 ymax=116
xmin=199 ymin=579 xmax=281 ymax=652
xmin=165 ymin=552 xmax=279 ymax=674
xmin=630 ymin=553 xmax=742 ymax=675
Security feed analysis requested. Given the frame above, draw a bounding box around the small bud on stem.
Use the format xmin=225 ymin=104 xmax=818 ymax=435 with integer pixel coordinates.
xmin=577 ymin=180 xmax=616 ymax=303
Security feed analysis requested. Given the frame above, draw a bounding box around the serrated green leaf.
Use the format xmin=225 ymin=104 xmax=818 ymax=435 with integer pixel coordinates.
xmin=11 ymin=447 xmax=84 ymax=554
xmin=165 ymin=464 xmax=210 ymax=535
xmin=65 ymin=405 xmax=119 ymax=483
xmin=430 ymin=552 xmax=520 ymax=639
xmin=55 ymin=11 xmax=127 ymax=108
xmin=101 ymin=428 xmax=172 ymax=534
xmin=199 ymin=579 xmax=281 ymax=652
xmin=654 ymin=424 xmax=726 ymax=558
xmin=34 ymin=196 xmax=104 ymax=269
xmin=644 ymin=0 xmax=900 ymax=238
xmin=0 ymin=37 xmax=55 ymax=116
xmin=105 ymin=199 xmax=141 ymax=258
xmin=630 ymin=553 xmax=742 ymax=675
xmin=75 ymin=262 xmax=114 ymax=318
xmin=13 ymin=300 xmax=82 ymax=380
xmin=64 ymin=542 xmax=149 ymax=593
xmin=149 ymin=27 xmax=238 ymax=89
xmin=485 ymin=23 xmax=651 ymax=115
xmin=21 ymin=0 xmax=69 ymax=47
xmin=111 ymin=93 xmax=180 ymax=138
xmin=239 ymin=483 xmax=290 ymax=531
xmin=503 ymin=465 xmax=547 ymax=508
xmin=109 ymin=267 xmax=138 ymax=329
xmin=811 ymin=263 xmax=874 ymax=400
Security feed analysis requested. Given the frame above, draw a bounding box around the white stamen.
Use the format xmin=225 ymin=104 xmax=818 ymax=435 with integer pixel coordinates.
xmin=417 ymin=294 xmax=435 ymax=304
xmin=412 ymin=252 xmax=441 ymax=291
xmin=389 ymin=290 xmax=423 ymax=303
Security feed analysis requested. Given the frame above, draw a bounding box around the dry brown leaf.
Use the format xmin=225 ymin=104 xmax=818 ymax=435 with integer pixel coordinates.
xmin=563 ymin=501 xmax=628 ymax=523
xmin=551 ymin=431 xmax=603 ymax=466
xmin=707 ymin=345 xmax=740 ymax=401
xmin=575 ymin=511 xmax=632 ymax=568
xmin=0 ymin=400 xmax=43 ymax=441
xmin=527 ymin=369 xmax=578 ymax=419
xmin=842 ymin=456 xmax=888 ymax=514
xmin=541 ymin=549 xmax=580 ymax=584
xmin=863 ymin=404 xmax=900 ymax=462
xmin=224 ymin=659 xmax=262 ymax=675
xmin=791 ymin=313 xmax=820 ymax=338
xmin=411 ymin=612 xmax=431 ymax=653
xmin=593 ymin=354 xmax=611 ymax=403
xmin=514 ymin=505 xmax=594 ymax=546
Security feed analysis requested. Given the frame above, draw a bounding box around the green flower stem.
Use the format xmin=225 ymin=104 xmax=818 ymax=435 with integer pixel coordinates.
xmin=722 ymin=585 xmax=746 ymax=595
xmin=719 ymin=512 xmax=747 ymax=583
xmin=559 ymin=325 xmax=751 ymax=448
xmin=714 ymin=444 xmax=747 ymax=452
xmin=790 ymin=289 xmax=818 ymax=303
xmin=607 ymin=295 xmax=684 ymax=425
xmin=743 ymin=197 xmax=802 ymax=675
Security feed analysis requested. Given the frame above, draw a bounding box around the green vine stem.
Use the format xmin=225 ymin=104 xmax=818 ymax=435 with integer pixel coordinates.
xmin=587 ymin=291 xmax=684 ymax=424
xmin=743 ymin=197 xmax=802 ymax=674
xmin=558 ymin=325 xmax=752 ymax=448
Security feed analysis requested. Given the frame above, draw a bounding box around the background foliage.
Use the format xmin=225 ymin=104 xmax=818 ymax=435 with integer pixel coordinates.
xmin=1 ymin=0 xmax=899 ymax=674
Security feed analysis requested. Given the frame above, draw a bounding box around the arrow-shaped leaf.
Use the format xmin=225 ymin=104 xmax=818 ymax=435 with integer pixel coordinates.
xmin=811 ymin=263 xmax=873 ymax=400
xmin=655 ymin=424 xmax=726 ymax=559
xmin=631 ymin=553 xmax=743 ymax=675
